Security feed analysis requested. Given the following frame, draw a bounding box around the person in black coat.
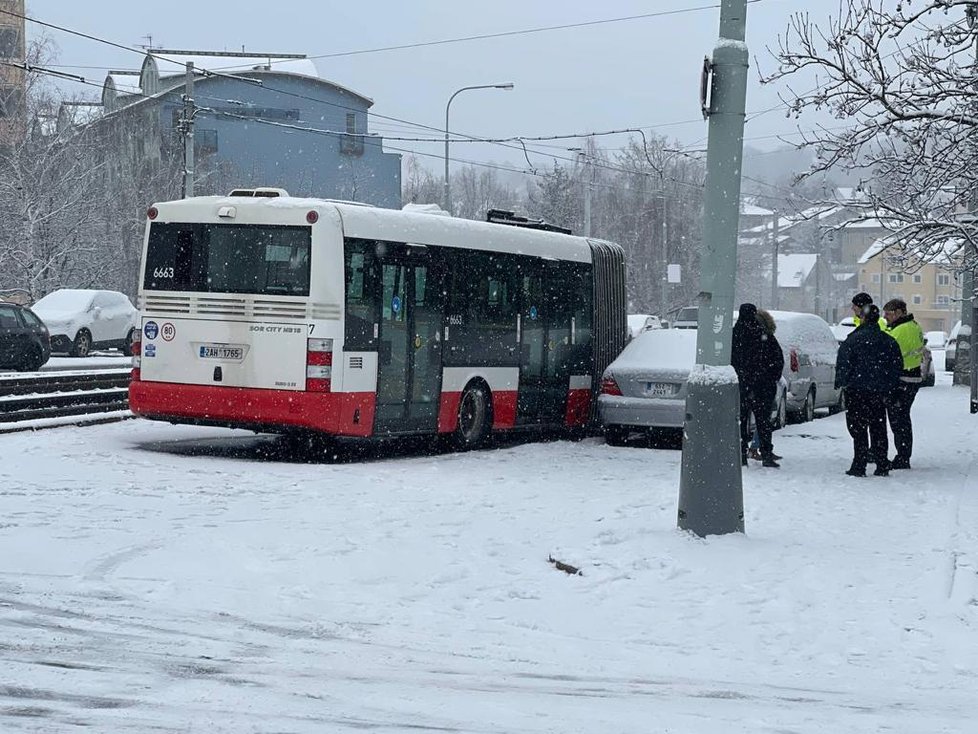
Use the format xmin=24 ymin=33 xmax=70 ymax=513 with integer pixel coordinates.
xmin=731 ymin=303 xmax=784 ymax=468
xmin=835 ymin=303 xmax=903 ymax=477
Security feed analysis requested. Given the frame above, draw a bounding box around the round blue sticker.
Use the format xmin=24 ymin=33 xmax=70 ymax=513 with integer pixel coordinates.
xmin=144 ymin=321 xmax=159 ymax=340
xmin=391 ymin=295 xmax=401 ymax=314
xmin=529 ymin=306 xmax=538 ymax=321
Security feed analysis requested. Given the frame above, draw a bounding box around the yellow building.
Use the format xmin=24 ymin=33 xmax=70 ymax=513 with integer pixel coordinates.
xmin=0 ymin=0 xmax=25 ymax=146
xmin=857 ymin=239 xmax=960 ymax=331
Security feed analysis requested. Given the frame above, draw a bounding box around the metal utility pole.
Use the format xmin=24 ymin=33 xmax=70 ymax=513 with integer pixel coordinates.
xmin=770 ymin=209 xmax=780 ymax=309
xmin=583 ymin=156 xmax=592 ymax=237
xmin=678 ymin=0 xmax=749 ymax=537
xmin=960 ymin=4 xmax=978 ymax=411
xmin=179 ymin=62 xmax=195 ymax=198
xmin=660 ymin=192 xmax=669 ymax=321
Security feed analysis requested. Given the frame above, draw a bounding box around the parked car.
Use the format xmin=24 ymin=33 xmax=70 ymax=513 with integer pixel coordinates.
xmin=31 ymin=289 xmax=138 ymax=357
xmin=597 ymin=328 xmax=788 ymax=445
xmin=0 ymin=302 xmax=51 ymax=371
xmin=627 ymin=313 xmax=662 ymax=338
xmin=767 ymin=310 xmax=844 ymax=422
xmin=924 ymin=330 xmax=947 ymax=350
xmin=919 ymin=341 xmax=936 ymax=387
xmin=945 ymin=320 xmax=962 ymax=372
xmin=671 ymin=306 xmax=699 ymax=329
xmin=831 ymin=316 xmax=856 ymax=343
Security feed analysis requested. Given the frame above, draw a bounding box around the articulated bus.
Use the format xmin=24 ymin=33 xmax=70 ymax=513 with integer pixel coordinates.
xmin=129 ymin=188 xmax=627 ymax=448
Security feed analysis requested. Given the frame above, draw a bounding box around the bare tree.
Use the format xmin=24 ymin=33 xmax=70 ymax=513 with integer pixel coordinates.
xmin=762 ymin=1 xmax=978 ymax=273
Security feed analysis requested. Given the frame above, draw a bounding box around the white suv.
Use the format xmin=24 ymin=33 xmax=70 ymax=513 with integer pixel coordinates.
xmin=31 ymin=289 xmax=138 ymax=357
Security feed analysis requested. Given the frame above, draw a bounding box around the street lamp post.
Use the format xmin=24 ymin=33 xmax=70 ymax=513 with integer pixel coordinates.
xmin=443 ymin=82 xmax=514 ymax=213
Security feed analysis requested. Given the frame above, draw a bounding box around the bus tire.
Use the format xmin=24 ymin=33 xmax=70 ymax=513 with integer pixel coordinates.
xmin=452 ymin=381 xmax=492 ymax=450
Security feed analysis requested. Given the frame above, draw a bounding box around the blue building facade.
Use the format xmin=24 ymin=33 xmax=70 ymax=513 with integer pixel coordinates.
xmin=95 ymin=53 xmax=401 ymax=207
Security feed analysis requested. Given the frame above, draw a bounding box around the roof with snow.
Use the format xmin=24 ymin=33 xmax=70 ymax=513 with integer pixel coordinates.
xmin=776 ymin=254 xmax=818 ymax=288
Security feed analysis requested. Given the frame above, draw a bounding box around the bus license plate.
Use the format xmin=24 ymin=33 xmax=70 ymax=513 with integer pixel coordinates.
xmin=199 ymin=345 xmax=244 ymax=360
xmin=646 ymin=382 xmax=672 ymax=398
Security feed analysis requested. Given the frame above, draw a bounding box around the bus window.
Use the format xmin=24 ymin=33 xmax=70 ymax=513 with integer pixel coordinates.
xmin=344 ymin=240 xmax=376 ymax=348
xmin=144 ymin=222 xmax=310 ymax=295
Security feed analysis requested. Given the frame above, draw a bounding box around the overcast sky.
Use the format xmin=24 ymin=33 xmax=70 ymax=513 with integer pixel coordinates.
xmin=24 ymin=0 xmax=842 ymax=173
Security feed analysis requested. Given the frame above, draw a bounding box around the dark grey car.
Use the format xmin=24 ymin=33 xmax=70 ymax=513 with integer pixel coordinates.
xmin=0 ymin=302 xmax=52 ymax=371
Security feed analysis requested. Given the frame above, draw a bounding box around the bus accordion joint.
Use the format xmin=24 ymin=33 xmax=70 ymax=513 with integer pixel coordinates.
xmin=306 ymin=337 xmax=333 ymax=392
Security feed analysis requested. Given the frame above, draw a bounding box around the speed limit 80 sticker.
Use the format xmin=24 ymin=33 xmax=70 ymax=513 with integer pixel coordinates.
xmin=160 ymin=322 xmax=176 ymax=341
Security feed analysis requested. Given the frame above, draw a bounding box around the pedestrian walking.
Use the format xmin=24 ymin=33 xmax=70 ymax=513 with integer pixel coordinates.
xmin=731 ymin=303 xmax=784 ymax=468
xmin=882 ymin=298 xmax=926 ymax=469
xmin=835 ymin=304 xmax=903 ymax=477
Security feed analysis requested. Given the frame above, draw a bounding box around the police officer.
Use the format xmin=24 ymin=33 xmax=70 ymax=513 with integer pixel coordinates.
xmin=850 ymin=292 xmax=887 ymax=328
xmin=881 ymin=298 xmax=926 ymax=469
xmin=835 ymin=303 xmax=903 ymax=477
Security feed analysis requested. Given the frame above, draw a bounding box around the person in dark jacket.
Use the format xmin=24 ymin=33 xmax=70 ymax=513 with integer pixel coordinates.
xmin=835 ymin=304 xmax=903 ymax=477
xmin=731 ymin=303 xmax=784 ymax=468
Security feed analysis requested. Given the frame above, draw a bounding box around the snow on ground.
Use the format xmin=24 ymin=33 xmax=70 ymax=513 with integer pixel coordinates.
xmin=0 ymin=376 xmax=975 ymax=732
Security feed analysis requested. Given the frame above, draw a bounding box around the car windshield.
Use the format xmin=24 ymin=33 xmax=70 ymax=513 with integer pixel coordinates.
xmin=33 ymin=289 xmax=95 ymax=312
xmin=677 ymin=307 xmax=698 ymax=321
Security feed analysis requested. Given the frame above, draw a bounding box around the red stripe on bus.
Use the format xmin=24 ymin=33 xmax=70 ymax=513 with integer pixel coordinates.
xmin=565 ymin=388 xmax=592 ymax=427
xmin=129 ymin=381 xmax=375 ymax=437
xmin=437 ymin=389 xmax=518 ymax=434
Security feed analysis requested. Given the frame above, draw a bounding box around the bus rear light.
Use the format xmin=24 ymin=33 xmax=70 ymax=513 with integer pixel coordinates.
xmin=147 ymin=206 xmax=158 ymax=220
xmin=306 ymin=351 xmax=332 ymax=366
xmin=306 ymin=365 xmax=332 ymax=380
xmin=600 ymin=376 xmax=623 ymax=396
xmin=306 ymin=337 xmax=333 ymax=391
xmin=306 ymin=210 xmax=319 ymax=224
xmin=307 ymin=338 xmax=333 ymax=352
xmin=789 ymin=348 xmax=799 ymax=373
xmin=131 ymin=332 xmax=141 ymax=369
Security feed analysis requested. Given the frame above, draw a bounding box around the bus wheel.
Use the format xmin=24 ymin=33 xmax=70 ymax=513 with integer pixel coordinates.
xmin=453 ymin=382 xmax=491 ymax=450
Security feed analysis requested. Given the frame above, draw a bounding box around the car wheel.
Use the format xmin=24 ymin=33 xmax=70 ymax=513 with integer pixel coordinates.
xmin=921 ymin=373 xmax=935 ymax=388
xmin=828 ymin=389 xmax=846 ymax=415
xmin=452 ymin=382 xmax=491 ymax=450
xmin=19 ymin=345 xmax=44 ymax=372
xmin=70 ymin=330 xmax=92 ymax=357
xmin=801 ymin=388 xmax=815 ymax=423
xmin=605 ymin=425 xmax=630 ymax=446
xmin=122 ymin=328 xmax=137 ymax=357
xmin=773 ymin=390 xmax=787 ymax=429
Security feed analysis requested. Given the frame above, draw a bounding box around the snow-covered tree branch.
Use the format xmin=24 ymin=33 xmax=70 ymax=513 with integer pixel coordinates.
xmin=762 ymin=0 xmax=978 ymax=273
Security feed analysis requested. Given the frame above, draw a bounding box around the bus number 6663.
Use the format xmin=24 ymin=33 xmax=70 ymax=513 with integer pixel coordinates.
xmin=153 ymin=266 xmax=175 ymax=278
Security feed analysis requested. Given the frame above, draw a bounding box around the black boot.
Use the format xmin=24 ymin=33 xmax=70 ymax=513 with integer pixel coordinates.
xmin=846 ymin=461 xmax=866 ymax=477
xmin=891 ymin=456 xmax=911 ymax=470
xmin=874 ymin=460 xmax=891 ymax=477
xmin=761 ymin=455 xmax=780 ymax=468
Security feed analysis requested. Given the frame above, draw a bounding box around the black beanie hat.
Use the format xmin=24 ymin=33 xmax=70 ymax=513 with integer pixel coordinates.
xmin=852 ymin=292 xmax=873 ymax=309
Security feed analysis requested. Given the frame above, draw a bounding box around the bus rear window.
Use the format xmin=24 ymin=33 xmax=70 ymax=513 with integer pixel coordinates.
xmin=144 ymin=223 xmax=311 ymax=296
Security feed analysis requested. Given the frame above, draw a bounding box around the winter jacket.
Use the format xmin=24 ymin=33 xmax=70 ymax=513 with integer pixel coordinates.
xmin=731 ymin=305 xmax=784 ymax=388
xmin=835 ymin=319 xmax=903 ymax=393
xmin=885 ymin=314 xmax=925 ymax=382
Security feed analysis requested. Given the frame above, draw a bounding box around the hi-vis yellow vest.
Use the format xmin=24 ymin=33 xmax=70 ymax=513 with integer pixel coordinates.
xmin=886 ymin=319 xmax=925 ymax=375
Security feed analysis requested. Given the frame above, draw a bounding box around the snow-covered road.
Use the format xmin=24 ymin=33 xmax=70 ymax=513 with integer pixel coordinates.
xmin=1 ymin=376 xmax=975 ymax=732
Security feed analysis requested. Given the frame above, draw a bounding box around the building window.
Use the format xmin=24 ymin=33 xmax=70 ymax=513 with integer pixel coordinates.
xmin=871 ymin=273 xmax=881 ymax=284
xmin=0 ymin=85 xmax=23 ymax=118
xmin=938 ymin=274 xmax=951 ymax=286
xmin=195 ymin=129 xmax=218 ymax=156
xmin=346 ymin=112 xmax=357 ymax=134
xmin=912 ymin=274 xmax=922 ymax=283
xmin=0 ymin=26 xmax=21 ymax=58
xmin=888 ymin=273 xmax=904 ymax=283
xmin=912 ymin=294 xmax=922 ymax=305
xmin=936 ymin=295 xmax=950 ymax=306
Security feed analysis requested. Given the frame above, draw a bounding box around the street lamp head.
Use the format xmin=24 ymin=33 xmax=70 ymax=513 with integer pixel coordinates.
xmin=494 ymin=82 xmax=515 ymax=90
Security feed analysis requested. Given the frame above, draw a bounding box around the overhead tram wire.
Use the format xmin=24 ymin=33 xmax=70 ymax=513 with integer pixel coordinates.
xmin=2 ymin=3 xmax=778 ymax=181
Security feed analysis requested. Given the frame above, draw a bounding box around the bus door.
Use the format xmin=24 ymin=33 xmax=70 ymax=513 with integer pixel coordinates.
xmin=373 ymin=246 xmax=445 ymax=435
xmin=517 ymin=265 xmax=571 ymax=424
